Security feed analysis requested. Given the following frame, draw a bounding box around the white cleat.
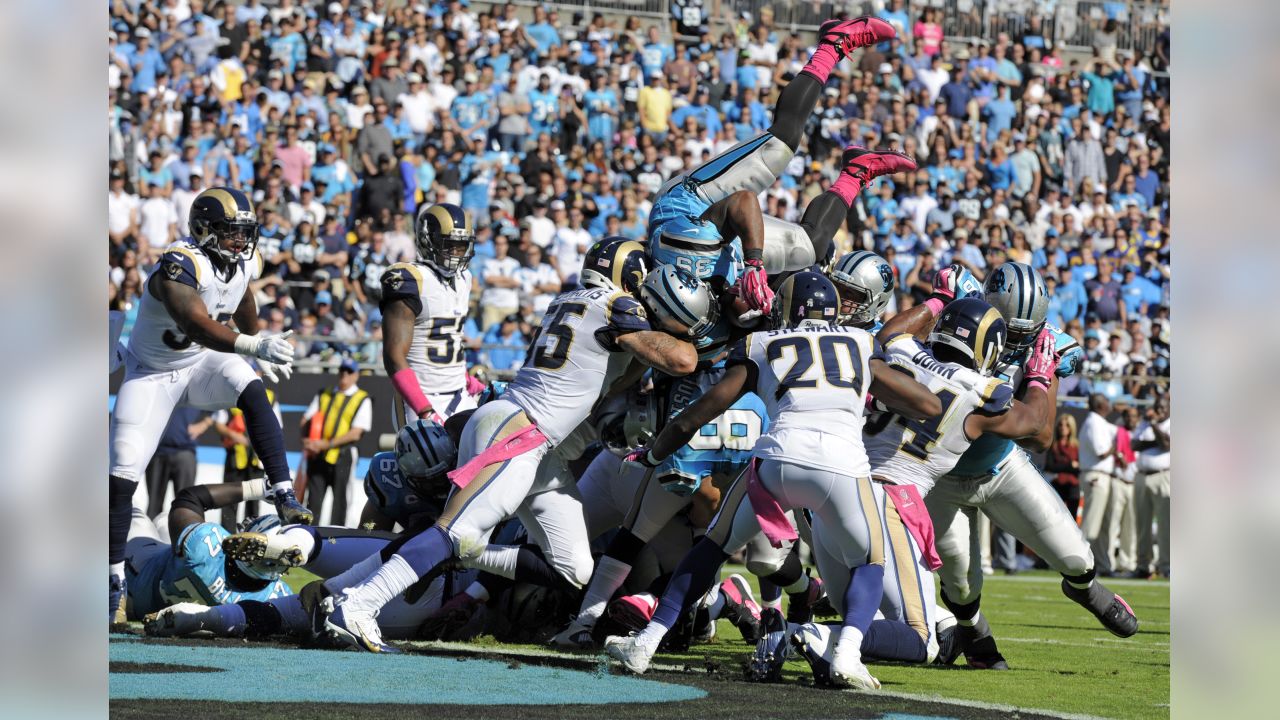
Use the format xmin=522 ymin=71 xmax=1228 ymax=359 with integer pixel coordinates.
xmin=143 ymin=603 xmax=211 ymax=637
xmin=550 ymin=619 xmax=595 ymax=649
xmin=324 ymin=598 xmax=400 ymax=653
xmin=604 ymin=634 xmax=653 ymax=675
xmin=831 ymin=651 xmax=881 ymax=690
xmin=222 ymin=531 xmax=306 ymax=568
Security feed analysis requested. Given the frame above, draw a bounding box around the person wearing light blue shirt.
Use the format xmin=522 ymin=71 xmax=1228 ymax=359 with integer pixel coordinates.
xmin=982 ymin=86 xmax=1017 ymax=143
xmin=528 ymin=75 xmax=560 ymax=138
xmin=583 ymin=76 xmax=619 ymax=151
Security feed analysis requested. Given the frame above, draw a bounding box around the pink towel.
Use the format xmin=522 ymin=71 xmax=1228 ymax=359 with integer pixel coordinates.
xmin=882 ymin=483 xmax=942 ymax=570
xmin=746 ymin=459 xmax=799 ymax=548
xmin=447 ymin=423 xmax=547 ymax=489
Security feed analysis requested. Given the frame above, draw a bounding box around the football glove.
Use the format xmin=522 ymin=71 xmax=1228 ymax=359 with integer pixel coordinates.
xmin=624 ymin=446 xmax=660 ymax=469
xmin=737 ymin=259 xmax=775 ymax=313
xmin=1023 ymin=329 xmax=1056 ymax=392
xmin=258 ymin=358 xmax=292 ymax=384
xmin=929 ymin=264 xmax=981 ymax=304
xmin=235 ymin=330 xmax=295 ymax=366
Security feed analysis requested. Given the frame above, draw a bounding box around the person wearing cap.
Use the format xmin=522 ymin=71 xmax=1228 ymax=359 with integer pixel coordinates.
xmin=479 ymin=313 xmax=528 ymax=372
xmin=370 ymin=56 xmax=408 ymax=106
xmin=300 ymin=357 xmax=373 ymax=526
xmin=128 ymin=26 xmax=166 ymax=95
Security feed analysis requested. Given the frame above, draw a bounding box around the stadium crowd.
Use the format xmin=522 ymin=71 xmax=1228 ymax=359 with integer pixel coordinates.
xmin=107 ymin=0 xmax=1170 ymax=576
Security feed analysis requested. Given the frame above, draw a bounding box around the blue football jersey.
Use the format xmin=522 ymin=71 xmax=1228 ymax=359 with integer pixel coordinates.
xmin=363 ymin=451 xmax=441 ymax=529
xmin=951 ymin=325 xmax=1080 ymax=476
xmin=647 ymin=183 xmax=743 ymax=286
xmin=128 ymin=523 xmax=292 ymax=616
xmin=655 ymin=362 xmax=771 ymax=495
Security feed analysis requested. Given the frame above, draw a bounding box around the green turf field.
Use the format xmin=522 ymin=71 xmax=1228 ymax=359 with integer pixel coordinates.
xmin=112 ymin=567 xmax=1168 ymax=719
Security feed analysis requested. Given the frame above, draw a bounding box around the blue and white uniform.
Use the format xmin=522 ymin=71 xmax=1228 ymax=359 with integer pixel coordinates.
xmin=126 ymin=522 xmax=291 ymax=618
xmin=926 ymin=325 xmax=1089 ymax=605
xmin=363 ymin=451 xmax=443 ymax=530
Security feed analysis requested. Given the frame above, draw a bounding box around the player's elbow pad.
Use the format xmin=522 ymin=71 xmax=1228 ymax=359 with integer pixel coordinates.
xmin=172 ymin=485 xmax=217 ymax=516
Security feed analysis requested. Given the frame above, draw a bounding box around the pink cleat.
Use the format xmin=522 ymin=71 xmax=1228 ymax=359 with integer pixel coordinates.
xmin=842 ymin=145 xmax=918 ymax=184
xmin=607 ymin=592 xmax=658 ymax=632
xmin=818 ymin=16 xmax=898 ymax=57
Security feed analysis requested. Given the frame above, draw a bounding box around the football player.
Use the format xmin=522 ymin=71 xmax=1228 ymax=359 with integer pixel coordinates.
xmin=882 ymin=261 xmax=1139 ymax=669
xmin=603 ymin=272 xmax=941 ymax=687
xmin=124 ymin=481 xmax=292 ymax=622
xmin=647 ymin=16 xmax=914 ymax=316
xmin=110 ymin=187 xmax=308 ymax=622
xmin=322 ymin=242 xmax=703 ymax=653
xmin=788 ymin=300 xmax=1056 ymax=684
xmin=381 ymin=203 xmax=481 ymax=428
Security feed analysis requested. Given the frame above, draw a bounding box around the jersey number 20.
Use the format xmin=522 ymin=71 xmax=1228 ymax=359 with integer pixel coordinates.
xmin=766 ymin=335 xmax=865 ymax=399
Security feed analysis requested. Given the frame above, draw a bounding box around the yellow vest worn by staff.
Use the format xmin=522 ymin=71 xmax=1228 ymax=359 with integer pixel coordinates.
xmin=316 ymin=386 xmax=370 ymax=464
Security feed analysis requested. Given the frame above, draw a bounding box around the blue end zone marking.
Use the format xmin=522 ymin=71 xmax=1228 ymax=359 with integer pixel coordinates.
xmin=110 ymin=640 xmax=707 ymax=705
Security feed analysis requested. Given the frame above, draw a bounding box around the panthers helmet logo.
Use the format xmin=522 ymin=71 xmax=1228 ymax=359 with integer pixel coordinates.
xmin=991 ymin=268 xmax=1008 ymax=293
xmin=878 ymin=263 xmax=894 ymax=291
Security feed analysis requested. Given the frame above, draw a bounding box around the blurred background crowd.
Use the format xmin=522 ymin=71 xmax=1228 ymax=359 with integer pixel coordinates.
xmin=107 ymin=0 xmax=1171 ymax=574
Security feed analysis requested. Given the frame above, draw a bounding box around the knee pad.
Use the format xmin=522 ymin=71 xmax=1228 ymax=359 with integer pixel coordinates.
xmin=110 ymin=439 xmax=142 ymax=481
xmin=567 ymin=552 xmax=595 ymax=590
xmin=745 ymin=555 xmax=785 ymax=578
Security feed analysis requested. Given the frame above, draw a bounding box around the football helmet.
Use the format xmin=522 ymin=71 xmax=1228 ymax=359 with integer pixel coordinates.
xmin=983 ymin=262 xmax=1047 ymax=356
xmin=639 ymin=264 xmax=720 ymax=338
xmin=928 ymin=297 xmax=1008 ymax=376
xmin=580 ymin=236 xmax=649 ymax=294
xmin=828 ymin=250 xmax=895 ymax=326
xmin=188 ymin=186 xmax=259 ymax=262
xmin=415 ymin=203 xmax=475 ymax=277
xmin=770 ymin=271 xmax=840 ymax=330
xmin=394 ymin=420 xmax=457 ymax=497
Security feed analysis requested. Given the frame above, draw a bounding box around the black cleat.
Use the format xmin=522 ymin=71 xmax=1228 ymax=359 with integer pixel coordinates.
xmin=933 ymin=623 xmax=963 ymax=666
xmin=272 ymin=489 xmax=314 ymax=525
xmin=1062 ymin=579 xmax=1139 ymax=638
xmin=959 ymin=617 xmax=1009 ymax=670
xmin=747 ymin=608 xmax=791 ymax=683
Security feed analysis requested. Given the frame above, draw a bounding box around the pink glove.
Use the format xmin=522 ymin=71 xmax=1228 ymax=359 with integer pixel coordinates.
xmin=738 ymin=259 xmax=775 ymax=313
xmin=624 ymin=446 xmax=660 ymax=468
xmin=465 ymin=373 xmax=486 ymax=396
xmin=1023 ymin=329 xmax=1056 ymax=392
xmin=931 ymin=263 xmax=964 ymax=301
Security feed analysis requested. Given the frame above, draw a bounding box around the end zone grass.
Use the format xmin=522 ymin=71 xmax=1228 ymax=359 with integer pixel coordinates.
xmin=272 ymin=566 xmax=1168 ymax=719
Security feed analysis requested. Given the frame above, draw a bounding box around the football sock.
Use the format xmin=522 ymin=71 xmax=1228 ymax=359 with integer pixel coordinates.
xmin=703 ymin=583 xmax=725 ymax=619
xmin=801 ymin=190 xmax=854 ymax=264
xmin=109 ymin=475 xmax=137 ymax=564
xmin=465 ymin=581 xmax=490 ymax=603
xmin=1063 ymin=567 xmax=1097 ymax=591
xmin=577 ymin=555 xmax=634 ymax=626
xmin=843 ymin=563 xmax=884 ymax=634
xmin=830 ymin=171 xmax=868 ymax=207
xmin=770 ymin=73 xmax=824 ymax=150
xmin=836 ymin=626 xmax=865 ymax=661
xmin=200 ymin=603 xmax=247 ymax=636
xmin=345 ymin=554 xmax=419 ymax=612
xmin=650 ymin=537 xmax=730 ymax=632
xmin=758 ymin=579 xmax=782 ymax=610
xmin=940 ymin=586 xmax=982 ymax=624
xmin=861 ymin=619 xmax=927 ymax=662
xmin=324 ymin=551 xmax=384 ymax=595
xmin=603 ymin=527 xmax=647 ymax=565
xmin=397 ymin=525 xmax=454 ymax=576
xmin=801 ymin=45 xmax=841 ymax=85
xmin=306 ymin=530 xmax=395 ymax=578
xmin=236 ymin=381 xmax=292 ymax=489
xmin=468 ymin=545 xmax=520 ymax=579
xmin=263 ymin=595 xmax=308 ymax=636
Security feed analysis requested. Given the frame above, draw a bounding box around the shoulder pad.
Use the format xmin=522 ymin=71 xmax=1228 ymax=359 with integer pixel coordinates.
xmin=979 ymin=379 xmax=1016 ymax=413
xmin=882 ymin=332 xmax=919 ymax=358
xmin=160 ymin=245 xmax=204 ymax=288
xmin=380 ymin=263 xmax=425 ymax=310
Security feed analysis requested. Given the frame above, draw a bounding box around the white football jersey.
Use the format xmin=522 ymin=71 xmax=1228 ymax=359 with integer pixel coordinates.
xmin=504 ymin=287 xmax=651 ymax=445
xmin=379 ymin=262 xmax=472 ymax=395
xmin=864 ymin=335 xmax=1014 ymax=494
xmin=128 ymin=240 xmax=262 ymax=370
xmin=730 ymin=324 xmax=878 ymax=476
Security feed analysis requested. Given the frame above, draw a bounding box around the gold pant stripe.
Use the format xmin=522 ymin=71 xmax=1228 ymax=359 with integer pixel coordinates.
xmin=436 ymin=409 xmax=532 ymax=530
xmin=705 ymin=463 xmax=752 ymax=547
xmin=857 ymin=476 xmax=885 ymax=566
xmin=884 ymin=498 xmax=929 ymax=643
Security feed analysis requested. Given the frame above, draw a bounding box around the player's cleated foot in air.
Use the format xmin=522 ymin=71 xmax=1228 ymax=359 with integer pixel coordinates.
xmin=831 ymin=650 xmax=881 ymax=690
xmin=110 ymin=573 xmax=127 ymax=625
xmin=718 ymin=574 xmax=764 ymax=642
xmin=270 ymin=489 xmax=314 ymax=526
xmin=222 ymin=531 xmax=306 ymax=569
xmin=818 ymin=16 xmax=897 ymax=57
xmin=787 ymin=575 xmax=827 ymax=624
xmin=325 ymin=598 xmax=399 ymax=653
xmin=958 ymin=616 xmax=1009 ymax=670
xmin=842 ymin=145 xmax=919 ymax=184
xmin=791 ymin=622 xmax=834 ymax=686
xmin=143 ymin=603 xmax=210 ymax=637
xmin=604 ymin=634 xmax=654 ymax=675
xmin=747 ymin=607 xmax=792 ymax=683
xmin=1061 ymin=579 xmax=1139 ymax=638
xmin=550 ymin=619 xmax=596 ymax=650
xmin=608 ymin=592 xmax=658 ymax=634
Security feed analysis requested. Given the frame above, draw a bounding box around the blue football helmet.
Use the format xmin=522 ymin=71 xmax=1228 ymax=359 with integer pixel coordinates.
xmin=771 ymin=271 xmax=840 ymax=330
xmin=580 ymin=235 xmax=650 ymax=295
xmin=394 ymin=420 xmax=457 ymax=496
xmin=983 ymin=262 xmax=1048 ymax=356
xmin=639 ymin=264 xmax=720 ymax=338
xmin=928 ymin=297 xmax=1008 ymax=376
xmin=828 ymin=250 xmax=895 ymax=326
xmin=649 ymin=215 xmax=725 ymax=280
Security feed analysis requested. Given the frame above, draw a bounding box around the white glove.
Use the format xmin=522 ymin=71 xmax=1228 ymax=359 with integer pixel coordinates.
xmin=235 ymin=331 xmax=295 ymax=365
xmin=258 ymin=359 xmax=293 ymax=384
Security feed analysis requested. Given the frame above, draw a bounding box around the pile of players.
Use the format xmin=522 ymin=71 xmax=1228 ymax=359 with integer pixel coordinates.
xmin=116 ymin=17 xmax=1139 ymax=691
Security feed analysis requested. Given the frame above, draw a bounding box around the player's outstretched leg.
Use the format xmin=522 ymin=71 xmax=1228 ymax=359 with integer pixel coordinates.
xmin=768 ymin=16 xmax=898 ymax=152
xmin=237 ymin=380 xmax=312 ymax=525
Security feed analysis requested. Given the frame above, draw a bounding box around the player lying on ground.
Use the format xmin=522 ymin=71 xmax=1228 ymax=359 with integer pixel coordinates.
xmin=880 ymin=262 xmax=1139 ymax=670
xmin=110 ymin=186 xmax=309 ymax=621
xmin=603 ymin=272 xmax=941 ymax=688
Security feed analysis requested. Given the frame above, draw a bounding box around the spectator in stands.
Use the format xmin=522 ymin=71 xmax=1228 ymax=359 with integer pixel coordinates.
xmin=518 ymin=243 xmax=560 ymax=319
xmin=480 ymin=314 xmax=527 ymax=372
xmin=1045 ymin=414 xmax=1082 ymax=519
xmin=480 ymin=234 xmax=522 ymax=331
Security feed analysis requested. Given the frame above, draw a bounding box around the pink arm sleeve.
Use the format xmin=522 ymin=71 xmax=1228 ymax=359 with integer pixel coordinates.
xmin=391 ymin=367 xmax=432 ymax=417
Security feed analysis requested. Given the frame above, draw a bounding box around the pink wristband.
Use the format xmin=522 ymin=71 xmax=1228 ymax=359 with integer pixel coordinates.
xmin=1025 ymin=378 xmax=1050 ymax=393
xmin=391 ymin=368 xmax=432 ymax=417
xmin=924 ymin=298 xmax=946 ymax=316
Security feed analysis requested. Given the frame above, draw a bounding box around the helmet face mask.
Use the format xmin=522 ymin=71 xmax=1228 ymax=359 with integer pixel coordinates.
xmin=416 ymin=204 xmax=475 ymax=277
xmin=834 ymin=282 xmax=874 ymax=324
